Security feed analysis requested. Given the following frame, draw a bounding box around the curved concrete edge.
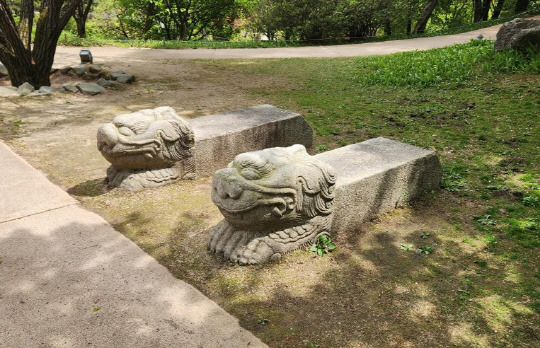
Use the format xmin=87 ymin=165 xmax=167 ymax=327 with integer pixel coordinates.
xmin=0 ymin=141 xmax=267 ymax=348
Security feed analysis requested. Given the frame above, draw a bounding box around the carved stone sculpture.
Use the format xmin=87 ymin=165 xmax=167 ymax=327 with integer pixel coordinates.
xmin=208 ymin=144 xmax=336 ymax=265
xmin=97 ymin=107 xmax=195 ymax=190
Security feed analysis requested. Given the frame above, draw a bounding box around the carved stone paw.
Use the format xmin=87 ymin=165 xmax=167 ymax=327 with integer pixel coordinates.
xmin=236 ymin=237 xmax=279 ymax=266
xmin=208 ymin=221 xmax=251 ymax=261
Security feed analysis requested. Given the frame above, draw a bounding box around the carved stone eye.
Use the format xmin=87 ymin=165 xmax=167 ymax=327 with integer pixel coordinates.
xmin=118 ymin=126 xmax=134 ymax=136
xmin=241 ymin=168 xmax=261 ymax=180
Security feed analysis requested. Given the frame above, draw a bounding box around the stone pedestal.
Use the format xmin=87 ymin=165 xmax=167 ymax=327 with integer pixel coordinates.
xmin=315 ymin=137 xmax=442 ymax=234
xmin=190 ymin=104 xmax=313 ymax=176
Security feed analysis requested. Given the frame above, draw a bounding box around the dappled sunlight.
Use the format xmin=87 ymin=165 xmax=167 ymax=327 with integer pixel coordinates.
xmin=449 ymin=322 xmax=490 ymax=347
xmin=503 ymin=264 xmax=521 ymax=284
xmin=475 ymin=295 xmax=513 ymax=332
xmin=409 ymin=300 xmax=436 ymax=319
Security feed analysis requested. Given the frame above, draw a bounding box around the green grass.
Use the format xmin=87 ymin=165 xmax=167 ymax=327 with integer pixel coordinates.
xmin=8 ymin=38 xmax=538 ymax=347
xmin=190 ymin=41 xmax=539 ymax=345
xmin=360 ymin=40 xmax=540 ymax=87
xmin=57 ymin=31 xmax=302 ymax=49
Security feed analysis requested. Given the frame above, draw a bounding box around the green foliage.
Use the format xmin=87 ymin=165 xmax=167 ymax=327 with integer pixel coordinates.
xmin=475 ymin=214 xmax=498 ymax=226
xmin=257 ymin=317 xmax=270 ymax=325
xmin=417 ymin=245 xmax=434 ymax=255
xmin=315 ymin=144 xmax=329 ymax=152
xmin=523 ymin=191 xmax=540 ymax=207
xmin=400 ymin=244 xmax=414 ymax=251
xmin=420 ymin=231 xmax=431 ymax=239
xmin=310 ymin=234 xmax=337 ymax=256
xmin=441 ymin=167 xmax=467 ymax=192
xmin=359 ymin=40 xmax=540 ymax=87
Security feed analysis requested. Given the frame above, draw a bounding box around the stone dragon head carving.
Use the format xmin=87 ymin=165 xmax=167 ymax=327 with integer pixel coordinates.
xmin=97 ymin=107 xmax=195 ymax=190
xmin=208 ymin=144 xmax=336 ymax=265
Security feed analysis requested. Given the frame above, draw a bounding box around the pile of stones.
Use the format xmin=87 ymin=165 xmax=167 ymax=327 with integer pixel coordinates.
xmin=0 ymin=63 xmax=136 ymax=98
xmin=58 ymin=64 xmax=136 ymax=95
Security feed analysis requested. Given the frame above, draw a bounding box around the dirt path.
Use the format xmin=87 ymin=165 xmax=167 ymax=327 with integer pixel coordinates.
xmin=52 ymin=18 xmax=540 ymax=66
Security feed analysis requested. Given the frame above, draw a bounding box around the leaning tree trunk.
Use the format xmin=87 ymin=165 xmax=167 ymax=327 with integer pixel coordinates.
xmin=0 ymin=0 xmax=82 ymax=87
xmin=515 ymin=0 xmax=530 ymax=13
xmin=492 ymin=0 xmax=505 ymax=19
xmin=413 ymin=0 xmax=438 ymax=34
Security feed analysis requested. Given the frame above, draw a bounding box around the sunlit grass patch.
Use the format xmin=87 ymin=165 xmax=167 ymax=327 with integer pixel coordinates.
xmin=358 ymin=40 xmax=540 ymax=87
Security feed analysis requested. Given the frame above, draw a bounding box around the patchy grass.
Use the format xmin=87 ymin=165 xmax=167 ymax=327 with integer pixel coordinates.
xmin=2 ymin=43 xmax=539 ymax=347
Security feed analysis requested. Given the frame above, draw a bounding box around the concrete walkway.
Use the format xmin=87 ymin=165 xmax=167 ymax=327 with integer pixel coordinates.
xmin=0 ymin=141 xmax=266 ymax=348
xmin=52 ymin=18 xmax=540 ymax=66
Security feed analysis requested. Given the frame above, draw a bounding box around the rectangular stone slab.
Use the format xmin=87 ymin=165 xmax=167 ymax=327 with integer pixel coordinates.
xmin=190 ymin=104 xmax=313 ymax=176
xmin=314 ymin=137 xmax=442 ymax=234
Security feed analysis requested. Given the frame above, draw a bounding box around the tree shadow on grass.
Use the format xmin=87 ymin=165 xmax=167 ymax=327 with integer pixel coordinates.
xmin=204 ymin=191 xmax=539 ymax=348
xmin=67 ymin=178 xmax=110 ymax=197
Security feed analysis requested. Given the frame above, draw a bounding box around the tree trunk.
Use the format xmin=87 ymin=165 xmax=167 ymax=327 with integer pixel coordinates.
xmin=406 ymin=6 xmax=413 ymax=35
xmin=384 ymin=19 xmax=391 ymax=36
xmin=515 ymin=0 xmax=530 ymax=13
xmin=413 ymin=0 xmax=438 ymax=34
xmin=73 ymin=0 xmax=93 ymax=38
xmin=473 ymin=0 xmax=483 ymax=22
xmin=143 ymin=2 xmax=156 ymax=35
xmin=0 ymin=0 xmax=82 ymax=88
xmin=492 ymin=0 xmax=505 ymax=19
xmin=75 ymin=17 xmax=86 ymax=38
xmin=482 ymin=0 xmax=492 ymax=21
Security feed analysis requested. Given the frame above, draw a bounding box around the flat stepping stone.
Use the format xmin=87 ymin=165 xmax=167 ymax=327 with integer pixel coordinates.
xmin=76 ymin=82 xmax=105 ymax=95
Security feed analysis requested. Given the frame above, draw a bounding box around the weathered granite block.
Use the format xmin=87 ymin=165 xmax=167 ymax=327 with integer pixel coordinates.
xmin=190 ymin=104 xmax=313 ymax=176
xmin=315 ymin=137 xmax=442 ymax=234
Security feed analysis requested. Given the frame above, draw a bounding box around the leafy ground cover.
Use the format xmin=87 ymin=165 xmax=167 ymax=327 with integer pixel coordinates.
xmin=2 ymin=41 xmax=538 ymax=347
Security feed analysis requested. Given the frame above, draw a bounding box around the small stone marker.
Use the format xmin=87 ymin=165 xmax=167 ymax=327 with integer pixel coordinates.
xmin=97 ymin=105 xmax=313 ymax=190
xmin=80 ymin=49 xmax=93 ymax=63
xmin=208 ymin=138 xmax=442 ymax=265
